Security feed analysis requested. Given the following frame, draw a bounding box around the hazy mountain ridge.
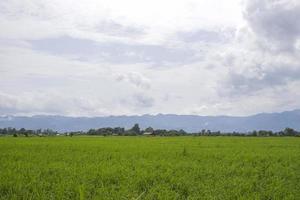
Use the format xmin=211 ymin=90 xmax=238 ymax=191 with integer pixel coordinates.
xmin=0 ymin=110 xmax=300 ymax=132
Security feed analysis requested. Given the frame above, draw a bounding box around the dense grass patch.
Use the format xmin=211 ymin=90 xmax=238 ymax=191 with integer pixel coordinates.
xmin=0 ymin=137 xmax=299 ymax=199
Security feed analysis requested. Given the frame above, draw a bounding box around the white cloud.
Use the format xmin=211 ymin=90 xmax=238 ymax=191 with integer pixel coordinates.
xmin=115 ymin=72 xmax=151 ymax=90
xmin=0 ymin=0 xmax=299 ymax=116
xmin=0 ymin=0 xmax=244 ymax=44
xmin=243 ymin=0 xmax=300 ymax=52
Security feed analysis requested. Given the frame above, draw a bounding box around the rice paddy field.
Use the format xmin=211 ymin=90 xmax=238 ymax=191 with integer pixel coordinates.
xmin=0 ymin=136 xmax=299 ymax=200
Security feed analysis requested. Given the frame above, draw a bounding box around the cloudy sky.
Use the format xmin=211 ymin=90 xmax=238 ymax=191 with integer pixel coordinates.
xmin=0 ymin=0 xmax=300 ymax=116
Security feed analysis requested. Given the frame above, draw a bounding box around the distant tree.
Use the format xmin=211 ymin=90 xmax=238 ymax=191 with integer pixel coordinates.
xmin=179 ymin=129 xmax=187 ymax=135
xmin=215 ymin=131 xmax=221 ymax=136
xmin=153 ymin=129 xmax=167 ymax=136
xmin=145 ymin=127 xmax=154 ymax=133
xmin=113 ymin=127 xmax=125 ymax=135
xmin=267 ymin=131 xmax=274 ymax=136
xmin=168 ymin=130 xmax=179 ymax=136
xmin=19 ymin=128 xmax=26 ymax=135
xmin=252 ymin=130 xmax=258 ymax=136
xmin=131 ymin=124 xmax=141 ymax=135
xmin=7 ymin=127 xmax=13 ymax=135
xmin=0 ymin=128 xmax=6 ymax=135
xmin=43 ymin=129 xmax=56 ymax=136
xmin=36 ymin=129 xmax=42 ymax=135
xmin=87 ymin=129 xmax=96 ymax=135
xmin=283 ymin=128 xmax=297 ymax=136
xmin=207 ymin=130 xmax=211 ymax=136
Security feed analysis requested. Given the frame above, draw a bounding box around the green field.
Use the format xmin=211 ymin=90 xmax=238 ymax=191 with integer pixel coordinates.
xmin=0 ymin=137 xmax=299 ymax=200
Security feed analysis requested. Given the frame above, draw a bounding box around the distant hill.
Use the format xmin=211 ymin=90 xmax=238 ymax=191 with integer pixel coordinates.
xmin=1 ymin=110 xmax=300 ymax=132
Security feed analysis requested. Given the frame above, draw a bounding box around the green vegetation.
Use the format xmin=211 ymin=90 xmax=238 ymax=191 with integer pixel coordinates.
xmin=0 ymin=137 xmax=300 ymax=199
xmin=1 ymin=125 xmax=300 ymax=137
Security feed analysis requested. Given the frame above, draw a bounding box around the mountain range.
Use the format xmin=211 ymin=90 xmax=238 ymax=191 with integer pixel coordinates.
xmin=1 ymin=110 xmax=300 ymax=132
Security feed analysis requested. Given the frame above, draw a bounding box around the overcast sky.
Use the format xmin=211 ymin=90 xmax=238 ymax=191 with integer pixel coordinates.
xmin=0 ymin=0 xmax=300 ymax=116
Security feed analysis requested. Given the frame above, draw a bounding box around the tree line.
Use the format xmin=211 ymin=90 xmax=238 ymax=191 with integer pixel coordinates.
xmin=0 ymin=124 xmax=299 ymax=137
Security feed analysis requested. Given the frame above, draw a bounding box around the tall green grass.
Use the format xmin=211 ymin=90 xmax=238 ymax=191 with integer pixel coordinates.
xmin=0 ymin=137 xmax=299 ymax=199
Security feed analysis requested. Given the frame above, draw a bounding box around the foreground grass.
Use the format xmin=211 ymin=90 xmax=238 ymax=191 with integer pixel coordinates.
xmin=0 ymin=137 xmax=299 ymax=200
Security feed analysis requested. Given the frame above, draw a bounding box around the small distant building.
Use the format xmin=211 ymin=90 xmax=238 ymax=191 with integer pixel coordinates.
xmin=143 ymin=132 xmax=154 ymax=136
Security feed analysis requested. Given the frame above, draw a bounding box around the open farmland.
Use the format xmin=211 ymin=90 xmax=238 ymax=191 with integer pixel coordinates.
xmin=0 ymin=137 xmax=299 ymax=200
